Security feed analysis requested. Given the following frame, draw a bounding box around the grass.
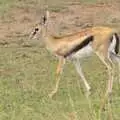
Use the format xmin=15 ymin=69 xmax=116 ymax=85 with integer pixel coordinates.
xmin=0 ymin=0 xmax=120 ymax=120
xmin=0 ymin=45 xmax=120 ymax=120
xmin=0 ymin=0 xmax=16 ymax=14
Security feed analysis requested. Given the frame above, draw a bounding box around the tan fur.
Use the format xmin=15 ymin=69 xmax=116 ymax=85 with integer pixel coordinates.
xmin=91 ymin=27 xmax=116 ymax=56
xmin=43 ymin=26 xmax=116 ymax=57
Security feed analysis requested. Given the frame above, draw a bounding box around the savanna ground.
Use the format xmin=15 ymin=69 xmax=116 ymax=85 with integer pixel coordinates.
xmin=0 ymin=0 xmax=120 ymax=120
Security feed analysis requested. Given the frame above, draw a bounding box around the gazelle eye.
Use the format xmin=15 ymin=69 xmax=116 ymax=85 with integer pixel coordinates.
xmin=35 ymin=28 xmax=39 ymax=31
xmin=32 ymin=28 xmax=39 ymax=36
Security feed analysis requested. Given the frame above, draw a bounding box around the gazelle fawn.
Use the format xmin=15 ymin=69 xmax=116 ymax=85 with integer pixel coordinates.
xmin=30 ymin=11 xmax=120 ymax=103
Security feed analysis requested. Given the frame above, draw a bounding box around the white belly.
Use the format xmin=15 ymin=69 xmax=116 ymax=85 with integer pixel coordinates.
xmin=69 ymin=44 xmax=93 ymax=59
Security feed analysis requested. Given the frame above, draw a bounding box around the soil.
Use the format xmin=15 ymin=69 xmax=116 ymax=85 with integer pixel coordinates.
xmin=0 ymin=1 xmax=120 ymax=42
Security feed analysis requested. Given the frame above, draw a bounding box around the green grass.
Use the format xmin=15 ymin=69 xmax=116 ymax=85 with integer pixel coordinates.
xmin=0 ymin=0 xmax=16 ymax=14
xmin=0 ymin=0 xmax=120 ymax=119
xmin=0 ymin=46 xmax=119 ymax=120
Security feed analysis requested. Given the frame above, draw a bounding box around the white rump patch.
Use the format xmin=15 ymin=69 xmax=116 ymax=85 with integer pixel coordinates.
xmin=108 ymin=34 xmax=116 ymax=54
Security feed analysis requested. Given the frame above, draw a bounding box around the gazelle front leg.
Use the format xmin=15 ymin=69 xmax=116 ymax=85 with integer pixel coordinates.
xmin=73 ymin=59 xmax=91 ymax=96
xmin=49 ymin=57 xmax=65 ymax=98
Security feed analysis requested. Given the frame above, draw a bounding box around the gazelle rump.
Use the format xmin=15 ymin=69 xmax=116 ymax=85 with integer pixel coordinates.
xmin=30 ymin=11 xmax=120 ymax=100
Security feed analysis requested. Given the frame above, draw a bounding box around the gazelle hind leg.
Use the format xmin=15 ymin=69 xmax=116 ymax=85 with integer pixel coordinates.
xmin=107 ymin=55 xmax=114 ymax=94
xmin=114 ymin=55 xmax=120 ymax=83
xmin=49 ymin=57 xmax=65 ymax=98
xmin=95 ymin=52 xmax=114 ymax=94
xmin=73 ymin=59 xmax=91 ymax=96
xmin=109 ymin=52 xmax=120 ymax=83
xmin=118 ymin=62 xmax=120 ymax=83
xmin=115 ymin=56 xmax=120 ymax=83
xmin=95 ymin=52 xmax=114 ymax=110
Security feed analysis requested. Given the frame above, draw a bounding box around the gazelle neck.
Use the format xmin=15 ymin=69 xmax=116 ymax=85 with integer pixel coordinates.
xmin=41 ymin=24 xmax=57 ymax=51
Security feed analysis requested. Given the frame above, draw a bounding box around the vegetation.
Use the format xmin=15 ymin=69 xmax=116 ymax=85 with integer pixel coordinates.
xmin=0 ymin=0 xmax=120 ymax=120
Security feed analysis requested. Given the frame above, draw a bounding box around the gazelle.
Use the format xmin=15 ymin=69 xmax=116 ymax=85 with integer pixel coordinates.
xmin=29 ymin=11 xmax=120 ymax=99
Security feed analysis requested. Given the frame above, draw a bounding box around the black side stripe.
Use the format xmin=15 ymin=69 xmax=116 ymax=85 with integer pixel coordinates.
xmin=64 ymin=36 xmax=94 ymax=58
xmin=114 ymin=33 xmax=119 ymax=54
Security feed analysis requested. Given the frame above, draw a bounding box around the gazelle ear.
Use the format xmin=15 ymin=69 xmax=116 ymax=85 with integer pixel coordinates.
xmin=42 ymin=10 xmax=49 ymax=25
xmin=46 ymin=10 xmax=50 ymax=19
xmin=42 ymin=15 xmax=47 ymax=24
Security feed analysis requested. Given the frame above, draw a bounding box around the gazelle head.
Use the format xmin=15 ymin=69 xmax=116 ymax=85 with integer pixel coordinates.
xmin=29 ymin=11 xmax=50 ymax=40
